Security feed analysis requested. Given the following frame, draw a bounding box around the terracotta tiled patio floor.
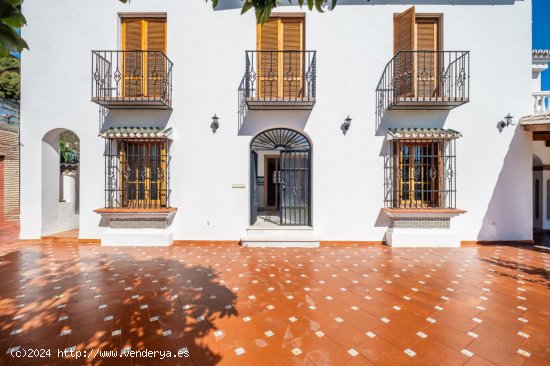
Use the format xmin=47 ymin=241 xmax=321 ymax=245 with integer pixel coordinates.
xmin=0 ymin=242 xmax=548 ymax=366
xmin=0 ymin=222 xmax=24 ymax=256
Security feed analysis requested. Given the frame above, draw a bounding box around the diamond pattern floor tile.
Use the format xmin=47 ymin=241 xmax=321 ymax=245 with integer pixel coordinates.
xmin=0 ymin=242 xmax=548 ymax=365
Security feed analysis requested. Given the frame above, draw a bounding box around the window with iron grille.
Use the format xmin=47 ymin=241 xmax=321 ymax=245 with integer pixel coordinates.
xmin=104 ymin=138 xmax=170 ymax=209
xmin=384 ymin=138 xmax=456 ymax=209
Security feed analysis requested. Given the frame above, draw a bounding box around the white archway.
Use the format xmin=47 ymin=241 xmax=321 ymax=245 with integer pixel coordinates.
xmin=41 ymin=129 xmax=80 ymax=236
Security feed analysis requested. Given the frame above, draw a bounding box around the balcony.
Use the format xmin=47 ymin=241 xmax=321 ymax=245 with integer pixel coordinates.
xmin=92 ymin=50 xmax=173 ymax=109
xmin=520 ymin=92 xmax=550 ymax=132
xmin=533 ymin=91 xmax=550 ymax=116
xmin=376 ymin=51 xmax=470 ymax=116
xmin=244 ymin=50 xmax=316 ymax=110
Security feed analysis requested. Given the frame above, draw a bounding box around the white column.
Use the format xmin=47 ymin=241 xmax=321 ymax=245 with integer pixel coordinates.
xmin=62 ymin=173 xmax=76 ymax=203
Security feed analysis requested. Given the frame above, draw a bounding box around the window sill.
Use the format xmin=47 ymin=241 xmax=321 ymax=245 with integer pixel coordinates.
xmin=94 ymin=208 xmax=177 ymax=214
xmin=383 ymin=208 xmax=466 ymax=218
xmin=95 ymin=208 xmax=177 ymax=230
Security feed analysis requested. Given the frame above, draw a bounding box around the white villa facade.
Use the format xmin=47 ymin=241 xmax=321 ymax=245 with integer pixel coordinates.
xmin=20 ymin=0 xmax=535 ymax=247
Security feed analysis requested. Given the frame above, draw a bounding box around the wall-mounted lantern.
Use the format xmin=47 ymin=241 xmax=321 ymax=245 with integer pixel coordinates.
xmin=211 ymin=114 xmax=220 ymax=134
xmin=504 ymin=113 xmax=515 ymax=126
xmin=341 ymin=115 xmax=352 ymax=135
xmin=497 ymin=113 xmax=515 ymax=131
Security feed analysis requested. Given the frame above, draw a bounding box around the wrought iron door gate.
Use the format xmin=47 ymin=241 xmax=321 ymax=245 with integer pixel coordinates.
xmin=280 ymin=150 xmax=310 ymax=226
xmin=250 ymin=151 xmax=258 ymax=225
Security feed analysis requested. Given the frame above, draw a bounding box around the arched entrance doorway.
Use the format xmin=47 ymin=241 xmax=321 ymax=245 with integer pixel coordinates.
xmin=250 ymin=128 xmax=311 ymax=226
xmin=41 ymin=129 xmax=80 ymax=236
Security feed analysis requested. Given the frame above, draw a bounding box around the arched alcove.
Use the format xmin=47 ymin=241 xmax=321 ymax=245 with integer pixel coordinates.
xmin=41 ymin=129 xmax=80 ymax=236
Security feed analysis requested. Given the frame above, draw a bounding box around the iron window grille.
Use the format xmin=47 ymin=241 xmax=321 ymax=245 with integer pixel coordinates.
xmin=384 ymin=138 xmax=457 ymax=209
xmin=92 ymin=50 xmax=173 ymax=108
xmin=104 ymin=138 xmax=171 ymax=209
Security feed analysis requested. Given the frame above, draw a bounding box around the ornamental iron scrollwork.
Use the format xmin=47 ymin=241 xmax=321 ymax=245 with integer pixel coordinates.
xmin=92 ymin=51 xmax=173 ymax=108
xmin=251 ymin=128 xmax=311 ymax=151
xmin=375 ymin=51 xmax=470 ymax=125
xmin=384 ymin=139 xmax=457 ymax=209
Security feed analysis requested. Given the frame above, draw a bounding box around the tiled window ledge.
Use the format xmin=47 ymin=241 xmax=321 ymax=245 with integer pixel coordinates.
xmin=383 ymin=208 xmax=466 ymax=218
xmin=382 ymin=208 xmax=466 ymax=247
xmin=95 ymin=208 xmax=178 ymax=231
xmin=94 ymin=207 xmax=177 ymax=214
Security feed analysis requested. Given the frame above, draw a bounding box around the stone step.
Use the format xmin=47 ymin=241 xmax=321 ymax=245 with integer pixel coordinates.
xmin=246 ymin=226 xmax=315 ymax=239
xmin=240 ymin=237 xmax=320 ymax=248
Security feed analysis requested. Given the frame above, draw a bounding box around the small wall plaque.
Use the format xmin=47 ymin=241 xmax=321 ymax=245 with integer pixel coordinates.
xmin=232 ymin=184 xmax=246 ymax=189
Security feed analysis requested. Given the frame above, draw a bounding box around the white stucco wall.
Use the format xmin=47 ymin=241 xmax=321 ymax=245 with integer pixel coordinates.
xmin=20 ymin=0 xmax=533 ymax=242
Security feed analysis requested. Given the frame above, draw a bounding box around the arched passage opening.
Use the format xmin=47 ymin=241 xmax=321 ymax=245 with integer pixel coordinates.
xmin=41 ymin=129 xmax=80 ymax=236
xmin=250 ymin=128 xmax=311 ymax=226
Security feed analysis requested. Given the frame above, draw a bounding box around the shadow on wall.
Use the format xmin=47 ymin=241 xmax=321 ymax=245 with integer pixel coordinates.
xmin=374 ymin=209 xmax=391 ymax=243
xmin=376 ymin=109 xmax=450 ymax=136
xmin=533 ymin=153 xmax=542 ymax=168
xmin=376 ymin=109 xmax=450 ymax=159
xmin=100 ymin=109 xmax=173 ymax=132
xmin=478 ymin=126 xmax=532 ymax=241
xmin=238 ymin=110 xmax=312 ymax=136
xmin=213 ymin=0 xmax=515 ymax=11
xmin=0 ymin=247 xmax=238 ymax=366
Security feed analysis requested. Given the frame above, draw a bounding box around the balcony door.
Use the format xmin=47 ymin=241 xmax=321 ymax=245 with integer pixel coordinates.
xmin=121 ymin=17 xmax=167 ymax=98
xmin=415 ymin=17 xmax=440 ymax=98
xmin=257 ymin=16 xmax=304 ymax=100
xmin=393 ymin=7 xmax=441 ymax=99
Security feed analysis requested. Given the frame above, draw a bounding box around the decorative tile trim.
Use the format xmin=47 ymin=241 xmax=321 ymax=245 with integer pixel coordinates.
xmin=110 ymin=218 xmax=168 ymax=229
xmin=391 ymin=217 xmax=451 ymax=229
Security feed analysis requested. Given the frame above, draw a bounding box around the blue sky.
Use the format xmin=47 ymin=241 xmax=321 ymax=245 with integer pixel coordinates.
xmin=534 ymin=0 xmax=550 ymax=90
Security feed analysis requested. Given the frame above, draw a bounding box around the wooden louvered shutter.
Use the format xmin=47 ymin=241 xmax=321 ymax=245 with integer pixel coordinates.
xmin=123 ymin=18 xmax=143 ymax=50
xmin=146 ymin=18 xmax=166 ymax=51
xmin=393 ymin=7 xmax=415 ymax=54
xmin=416 ymin=18 xmax=438 ymax=98
xmin=282 ymin=18 xmax=304 ymax=98
xmin=122 ymin=18 xmax=144 ymax=97
xmin=393 ymin=7 xmax=415 ymax=98
xmin=259 ymin=18 xmax=279 ymax=51
xmin=258 ymin=19 xmax=280 ymax=99
xmin=146 ymin=18 xmax=167 ymax=97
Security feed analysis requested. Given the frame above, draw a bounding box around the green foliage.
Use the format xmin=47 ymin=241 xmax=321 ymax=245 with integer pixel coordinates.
xmin=59 ymin=132 xmax=79 ymax=164
xmin=207 ymin=0 xmax=338 ymax=24
xmin=0 ymin=56 xmax=20 ymax=99
xmin=0 ymin=0 xmax=28 ymax=57
xmin=119 ymin=0 xmax=337 ymax=24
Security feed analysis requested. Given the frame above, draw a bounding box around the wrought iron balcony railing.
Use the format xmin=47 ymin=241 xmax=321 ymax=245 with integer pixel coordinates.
xmin=376 ymin=51 xmax=470 ymax=117
xmin=244 ymin=50 xmax=316 ymax=110
xmin=92 ymin=50 xmax=173 ymax=109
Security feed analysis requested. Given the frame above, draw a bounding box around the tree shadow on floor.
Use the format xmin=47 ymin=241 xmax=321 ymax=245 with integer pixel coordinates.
xmin=0 ymin=244 xmax=238 ymax=365
xmin=477 ymin=255 xmax=550 ymax=289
